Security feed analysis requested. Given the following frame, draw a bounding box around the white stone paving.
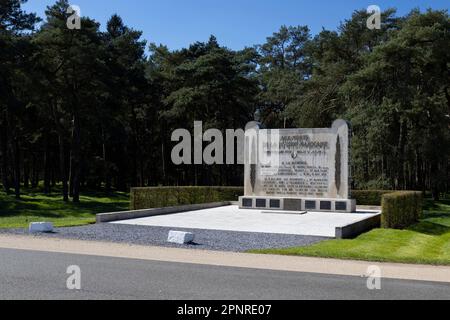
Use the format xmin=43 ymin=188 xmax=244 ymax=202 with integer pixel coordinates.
xmin=111 ymin=205 xmax=380 ymax=237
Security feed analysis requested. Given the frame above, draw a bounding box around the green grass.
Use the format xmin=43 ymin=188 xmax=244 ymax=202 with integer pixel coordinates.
xmin=0 ymin=188 xmax=130 ymax=228
xmin=249 ymin=199 xmax=450 ymax=266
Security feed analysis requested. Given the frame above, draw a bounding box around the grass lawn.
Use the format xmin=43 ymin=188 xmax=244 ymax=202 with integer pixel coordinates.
xmin=249 ymin=199 xmax=450 ymax=266
xmin=0 ymin=188 xmax=130 ymax=228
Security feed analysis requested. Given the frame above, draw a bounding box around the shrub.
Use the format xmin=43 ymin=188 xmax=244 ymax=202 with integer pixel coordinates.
xmin=352 ymin=190 xmax=394 ymax=206
xmin=356 ymin=176 xmax=392 ymax=191
xmin=130 ymin=187 xmax=423 ymax=224
xmin=130 ymin=186 xmax=244 ymax=210
xmin=381 ymin=191 xmax=423 ymax=229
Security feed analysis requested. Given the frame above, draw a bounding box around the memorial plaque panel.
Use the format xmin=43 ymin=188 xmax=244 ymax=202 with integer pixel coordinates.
xmin=240 ymin=120 xmax=356 ymax=212
xmin=269 ymin=199 xmax=281 ymax=209
xmin=255 ymin=199 xmax=267 ymax=208
xmin=305 ymin=200 xmax=316 ymax=210
xmin=244 ymin=120 xmax=351 ymax=200
xmin=284 ymin=199 xmax=302 ymax=211
xmin=335 ymin=202 xmax=347 ymax=211
xmin=242 ymin=198 xmax=253 ymax=208
xmin=320 ymin=201 xmax=332 ymax=210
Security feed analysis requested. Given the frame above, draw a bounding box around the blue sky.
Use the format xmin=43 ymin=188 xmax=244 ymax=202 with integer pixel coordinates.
xmin=23 ymin=0 xmax=449 ymax=50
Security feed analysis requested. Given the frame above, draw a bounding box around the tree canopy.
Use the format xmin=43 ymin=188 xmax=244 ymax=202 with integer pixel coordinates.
xmin=0 ymin=1 xmax=449 ymax=201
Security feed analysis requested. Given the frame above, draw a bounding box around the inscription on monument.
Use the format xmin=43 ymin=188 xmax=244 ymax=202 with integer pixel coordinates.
xmin=244 ymin=120 xmax=351 ymax=200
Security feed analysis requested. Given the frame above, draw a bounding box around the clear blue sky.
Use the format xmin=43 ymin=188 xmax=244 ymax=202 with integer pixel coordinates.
xmin=23 ymin=0 xmax=449 ymax=50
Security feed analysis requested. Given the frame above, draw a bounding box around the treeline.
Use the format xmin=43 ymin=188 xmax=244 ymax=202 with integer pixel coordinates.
xmin=1 ymin=0 xmax=449 ymax=202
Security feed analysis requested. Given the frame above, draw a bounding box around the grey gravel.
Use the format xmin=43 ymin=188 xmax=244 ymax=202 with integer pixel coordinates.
xmin=0 ymin=223 xmax=329 ymax=252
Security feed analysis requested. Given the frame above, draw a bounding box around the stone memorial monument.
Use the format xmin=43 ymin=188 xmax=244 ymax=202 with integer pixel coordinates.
xmin=239 ymin=120 xmax=356 ymax=212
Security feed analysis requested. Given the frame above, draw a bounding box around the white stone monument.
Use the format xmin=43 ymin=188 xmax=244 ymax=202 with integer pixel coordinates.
xmin=239 ymin=120 xmax=356 ymax=212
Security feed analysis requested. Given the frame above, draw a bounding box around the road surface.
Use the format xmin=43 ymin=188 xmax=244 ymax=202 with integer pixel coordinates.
xmin=0 ymin=248 xmax=449 ymax=300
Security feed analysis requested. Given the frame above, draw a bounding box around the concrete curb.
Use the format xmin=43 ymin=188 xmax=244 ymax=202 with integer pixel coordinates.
xmin=335 ymin=214 xmax=381 ymax=239
xmin=96 ymin=202 xmax=231 ymax=223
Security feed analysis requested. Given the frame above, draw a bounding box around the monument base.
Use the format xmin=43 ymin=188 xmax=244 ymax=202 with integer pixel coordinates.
xmin=239 ymin=196 xmax=356 ymax=213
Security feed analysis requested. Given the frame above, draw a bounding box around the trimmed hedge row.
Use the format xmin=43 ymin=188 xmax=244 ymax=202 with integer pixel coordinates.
xmin=130 ymin=187 xmax=244 ymax=210
xmin=131 ymin=187 xmax=406 ymax=209
xmin=351 ymin=190 xmax=394 ymax=206
xmin=381 ymin=191 xmax=423 ymax=229
xmin=131 ymin=187 xmax=399 ymax=209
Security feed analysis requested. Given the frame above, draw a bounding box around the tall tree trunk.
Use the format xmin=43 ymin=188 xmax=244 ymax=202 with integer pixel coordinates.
xmin=69 ymin=151 xmax=74 ymax=197
xmin=161 ymin=141 xmax=166 ymax=184
xmin=70 ymin=109 xmax=81 ymax=203
xmin=431 ymin=161 xmax=440 ymax=201
xmin=23 ymin=154 xmax=29 ymax=189
xmin=396 ymin=120 xmax=406 ymax=190
xmin=130 ymin=109 xmax=138 ymax=188
xmin=447 ymin=159 xmax=450 ymax=194
xmin=51 ymin=165 xmax=56 ymax=187
xmin=139 ymin=146 xmax=144 ymax=187
xmin=59 ymin=135 xmax=69 ymax=202
xmin=43 ymin=135 xmax=51 ymax=194
xmin=12 ymin=138 xmax=20 ymax=199
xmin=131 ymin=141 xmax=137 ymax=187
xmin=31 ymin=152 xmax=38 ymax=188
xmin=101 ymin=127 xmax=111 ymax=192
xmin=0 ymin=122 xmax=10 ymax=193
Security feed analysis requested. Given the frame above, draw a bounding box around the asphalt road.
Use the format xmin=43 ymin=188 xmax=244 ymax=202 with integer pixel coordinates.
xmin=0 ymin=248 xmax=449 ymax=300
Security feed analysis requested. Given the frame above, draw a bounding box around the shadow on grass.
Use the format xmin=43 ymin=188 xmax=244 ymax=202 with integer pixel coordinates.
xmin=408 ymin=221 xmax=450 ymax=236
xmin=81 ymin=190 xmax=129 ymax=199
xmin=422 ymin=212 xmax=450 ymax=220
xmin=0 ymin=191 xmax=129 ymax=218
xmin=71 ymin=201 xmax=129 ymax=213
xmin=0 ymin=201 xmax=41 ymax=212
xmin=423 ymin=199 xmax=450 ymax=210
xmin=420 ymin=198 xmax=450 ymax=229
xmin=435 ymin=199 xmax=450 ymax=206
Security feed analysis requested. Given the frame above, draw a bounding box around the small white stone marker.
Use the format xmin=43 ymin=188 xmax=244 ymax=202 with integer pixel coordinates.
xmin=167 ymin=230 xmax=195 ymax=244
xmin=29 ymin=222 xmax=54 ymax=233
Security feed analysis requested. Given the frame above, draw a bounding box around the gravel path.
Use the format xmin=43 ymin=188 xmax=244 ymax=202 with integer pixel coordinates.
xmin=0 ymin=224 xmax=329 ymax=252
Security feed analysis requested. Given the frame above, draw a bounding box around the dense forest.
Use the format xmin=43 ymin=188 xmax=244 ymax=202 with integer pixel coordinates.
xmin=1 ymin=0 xmax=449 ymax=202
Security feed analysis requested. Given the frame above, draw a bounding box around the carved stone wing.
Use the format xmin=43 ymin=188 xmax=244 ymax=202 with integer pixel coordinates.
xmin=335 ymin=135 xmax=342 ymax=195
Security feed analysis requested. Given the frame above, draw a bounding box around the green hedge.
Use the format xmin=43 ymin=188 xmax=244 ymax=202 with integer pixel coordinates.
xmin=381 ymin=191 xmax=423 ymax=229
xmin=131 ymin=187 xmax=423 ymax=229
xmin=130 ymin=187 xmax=244 ymax=210
xmin=352 ymin=190 xmax=394 ymax=206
